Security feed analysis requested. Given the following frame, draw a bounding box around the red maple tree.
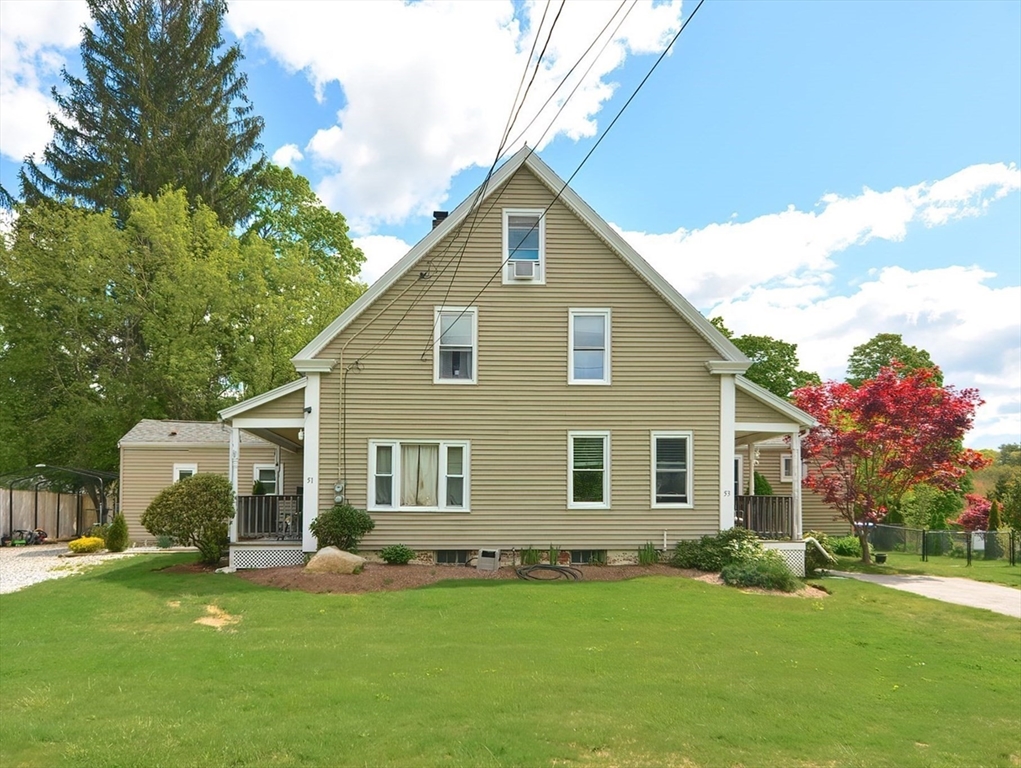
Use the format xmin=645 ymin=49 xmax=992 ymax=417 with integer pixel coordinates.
xmin=954 ymin=494 xmax=992 ymax=532
xmin=791 ymin=364 xmax=988 ymax=562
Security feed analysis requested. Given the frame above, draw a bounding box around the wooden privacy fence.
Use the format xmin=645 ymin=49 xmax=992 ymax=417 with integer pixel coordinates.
xmin=1 ymin=489 xmax=98 ymax=539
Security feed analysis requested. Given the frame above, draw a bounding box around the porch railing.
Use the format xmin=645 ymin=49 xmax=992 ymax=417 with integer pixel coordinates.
xmin=735 ymin=495 xmax=793 ymax=540
xmin=236 ymin=495 xmax=303 ymax=541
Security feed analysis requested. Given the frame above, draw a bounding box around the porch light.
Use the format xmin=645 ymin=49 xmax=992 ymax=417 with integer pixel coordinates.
xmin=298 ymin=429 xmax=304 ymax=441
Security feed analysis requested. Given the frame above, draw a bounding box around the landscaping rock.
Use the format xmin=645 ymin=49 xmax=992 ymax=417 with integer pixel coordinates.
xmin=305 ymin=546 xmax=365 ymax=574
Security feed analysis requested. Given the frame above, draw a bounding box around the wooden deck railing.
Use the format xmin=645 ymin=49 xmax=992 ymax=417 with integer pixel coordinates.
xmin=735 ymin=495 xmax=793 ymax=540
xmin=236 ymin=495 xmax=303 ymax=541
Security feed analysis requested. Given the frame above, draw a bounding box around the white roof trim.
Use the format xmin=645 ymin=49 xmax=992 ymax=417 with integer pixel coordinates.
xmin=292 ymin=146 xmax=748 ymax=365
xmin=218 ymin=378 xmax=307 ymax=421
xmin=735 ymin=376 xmax=817 ymax=427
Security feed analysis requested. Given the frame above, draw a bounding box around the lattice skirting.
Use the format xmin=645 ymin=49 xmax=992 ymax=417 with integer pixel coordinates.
xmin=761 ymin=541 xmax=806 ymax=577
xmin=230 ymin=545 xmax=305 ymax=570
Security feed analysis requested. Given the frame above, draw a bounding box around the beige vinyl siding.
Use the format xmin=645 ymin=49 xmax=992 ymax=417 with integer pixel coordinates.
xmin=736 ymin=390 xmax=785 ymax=423
xmin=754 ymin=447 xmax=849 ymax=536
xmin=279 ymin=448 xmax=303 ymax=496
xmin=312 ymin=167 xmax=723 ymax=551
xmin=237 ymin=385 xmax=305 ymax=420
xmin=120 ymin=444 xmax=275 ymax=542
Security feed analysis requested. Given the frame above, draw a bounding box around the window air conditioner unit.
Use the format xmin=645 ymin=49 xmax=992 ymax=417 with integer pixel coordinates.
xmin=510 ymin=260 xmax=537 ymax=280
xmin=476 ymin=548 xmax=500 ymax=571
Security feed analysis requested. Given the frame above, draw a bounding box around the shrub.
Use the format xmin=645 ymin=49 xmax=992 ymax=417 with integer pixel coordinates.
xmin=638 ymin=542 xmax=659 ymax=566
xmin=155 ymin=534 xmax=175 ymax=549
xmin=831 ymin=535 xmax=862 ymax=557
xmin=671 ymin=528 xmax=763 ymax=572
xmin=86 ymin=522 xmax=110 ymax=544
xmin=69 ymin=536 xmax=105 ymax=553
xmin=105 ymin=512 xmax=129 ymax=552
xmin=309 ymin=504 xmax=375 ymax=552
xmin=803 ymin=530 xmax=835 ymax=576
xmin=721 ymin=551 xmax=800 ymax=592
xmin=379 ymin=544 xmax=415 ymax=565
xmin=141 ymin=473 xmax=234 ymax=565
xmin=753 ymin=471 xmax=773 ymax=496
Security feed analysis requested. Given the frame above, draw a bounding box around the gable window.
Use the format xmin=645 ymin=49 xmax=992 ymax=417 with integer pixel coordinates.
xmin=253 ymin=464 xmax=278 ymax=495
xmin=651 ymin=432 xmax=693 ymax=507
xmin=502 ymin=209 xmax=545 ymax=284
xmin=568 ymin=431 xmax=610 ymax=509
xmin=569 ymin=309 xmax=611 ymax=384
xmin=434 ymin=307 xmax=477 ymax=384
xmin=173 ymin=463 xmax=197 ymax=482
xmin=369 ymin=440 xmax=470 ymax=512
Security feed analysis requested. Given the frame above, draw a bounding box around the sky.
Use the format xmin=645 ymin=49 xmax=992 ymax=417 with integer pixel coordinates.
xmin=1 ymin=0 xmax=1019 ymax=449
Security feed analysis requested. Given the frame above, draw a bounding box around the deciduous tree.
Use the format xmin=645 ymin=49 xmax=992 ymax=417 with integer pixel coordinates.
xmin=846 ymin=333 xmax=939 ymax=386
xmin=710 ymin=317 xmax=820 ymax=399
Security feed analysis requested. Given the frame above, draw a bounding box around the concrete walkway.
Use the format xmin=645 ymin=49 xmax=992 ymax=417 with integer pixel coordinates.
xmin=833 ymin=571 xmax=1021 ymax=619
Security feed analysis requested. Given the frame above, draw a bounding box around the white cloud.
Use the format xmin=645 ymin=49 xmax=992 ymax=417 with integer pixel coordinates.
xmin=614 ymin=163 xmax=1021 ymax=448
xmin=352 ymin=234 xmax=412 ymax=285
xmin=0 ymin=0 xmax=89 ymax=162
xmin=227 ymin=0 xmax=684 ymax=228
xmin=271 ymin=143 xmax=304 ymax=168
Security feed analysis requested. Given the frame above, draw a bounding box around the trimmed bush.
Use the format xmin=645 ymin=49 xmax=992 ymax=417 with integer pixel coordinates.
xmin=830 ymin=535 xmax=862 ymax=557
xmin=105 ymin=512 xmax=129 ymax=552
xmin=379 ymin=544 xmax=416 ymax=565
xmin=721 ymin=551 xmax=800 ymax=592
xmin=671 ymin=528 xmax=763 ymax=572
xmin=309 ymin=504 xmax=375 ymax=552
xmin=141 ymin=473 xmax=234 ymax=565
xmin=753 ymin=471 xmax=773 ymax=496
xmin=68 ymin=536 xmax=105 ymax=553
xmin=804 ymin=529 xmax=835 ymax=576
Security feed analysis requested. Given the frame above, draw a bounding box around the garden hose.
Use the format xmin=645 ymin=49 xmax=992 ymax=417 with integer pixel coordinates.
xmin=514 ymin=564 xmax=584 ymax=581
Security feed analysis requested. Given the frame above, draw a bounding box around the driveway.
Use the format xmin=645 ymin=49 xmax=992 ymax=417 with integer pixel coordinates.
xmin=833 ymin=571 xmax=1021 ymax=619
xmin=0 ymin=544 xmax=133 ymax=595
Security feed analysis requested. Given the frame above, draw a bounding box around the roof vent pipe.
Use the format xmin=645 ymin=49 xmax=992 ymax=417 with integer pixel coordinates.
xmin=432 ymin=211 xmax=448 ymax=229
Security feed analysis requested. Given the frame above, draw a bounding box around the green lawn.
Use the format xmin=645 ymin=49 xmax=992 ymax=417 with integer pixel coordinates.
xmin=836 ymin=552 xmax=1021 ymax=588
xmin=2 ymin=556 xmax=1019 ymax=768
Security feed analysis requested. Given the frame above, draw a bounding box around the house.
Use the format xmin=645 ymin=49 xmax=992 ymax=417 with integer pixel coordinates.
xmin=218 ymin=147 xmax=817 ymax=571
xmin=117 ymin=419 xmax=302 ymax=544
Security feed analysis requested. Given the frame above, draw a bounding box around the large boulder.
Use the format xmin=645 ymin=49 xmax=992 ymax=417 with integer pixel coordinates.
xmin=305 ymin=546 xmax=365 ymax=575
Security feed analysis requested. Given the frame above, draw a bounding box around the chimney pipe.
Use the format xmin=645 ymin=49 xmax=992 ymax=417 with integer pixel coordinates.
xmin=432 ymin=211 xmax=449 ymax=229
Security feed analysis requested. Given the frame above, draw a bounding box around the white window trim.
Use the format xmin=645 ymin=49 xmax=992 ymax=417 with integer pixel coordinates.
xmin=502 ymin=208 xmax=546 ymax=285
xmin=781 ymin=453 xmax=793 ymax=483
xmin=734 ymin=454 xmax=744 ymax=498
xmin=568 ymin=430 xmax=610 ymax=510
xmin=568 ymin=308 xmax=611 ymax=385
xmin=650 ymin=431 xmax=694 ymax=509
xmin=252 ymin=463 xmax=279 ymax=495
xmin=368 ymin=440 xmax=471 ymax=512
xmin=433 ymin=306 xmax=478 ymax=385
xmin=172 ymin=463 xmax=198 ymax=482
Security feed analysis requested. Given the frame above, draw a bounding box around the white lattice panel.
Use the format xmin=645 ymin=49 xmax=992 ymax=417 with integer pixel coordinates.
xmin=762 ymin=542 xmax=806 ymax=577
xmin=230 ymin=546 xmax=304 ymax=570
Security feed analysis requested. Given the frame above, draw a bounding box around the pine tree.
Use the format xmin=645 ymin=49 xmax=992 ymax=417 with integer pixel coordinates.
xmin=19 ymin=0 xmax=264 ymax=226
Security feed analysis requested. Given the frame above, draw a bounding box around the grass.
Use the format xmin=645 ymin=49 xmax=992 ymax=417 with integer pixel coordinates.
xmin=836 ymin=552 xmax=1021 ymax=588
xmin=1 ymin=556 xmax=1019 ymax=768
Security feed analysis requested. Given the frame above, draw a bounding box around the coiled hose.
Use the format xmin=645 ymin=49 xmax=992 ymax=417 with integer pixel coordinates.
xmin=515 ymin=564 xmax=584 ymax=581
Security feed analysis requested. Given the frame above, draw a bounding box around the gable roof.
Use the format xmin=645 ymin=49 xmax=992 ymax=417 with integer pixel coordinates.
xmin=118 ymin=420 xmax=270 ymax=447
xmin=217 ymin=376 xmax=306 ymax=421
xmin=291 ymin=146 xmax=749 ymax=368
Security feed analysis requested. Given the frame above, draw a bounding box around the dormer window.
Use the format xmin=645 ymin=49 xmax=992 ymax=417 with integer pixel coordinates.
xmin=503 ymin=209 xmax=545 ymax=284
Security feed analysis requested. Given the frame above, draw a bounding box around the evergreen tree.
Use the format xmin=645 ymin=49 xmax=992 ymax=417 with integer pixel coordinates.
xmin=19 ymin=0 xmax=263 ymax=226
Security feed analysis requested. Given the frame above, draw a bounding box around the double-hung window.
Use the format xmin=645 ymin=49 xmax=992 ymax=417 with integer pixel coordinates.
xmin=651 ymin=432 xmax=693 ymax=507
xmin=568 ymin=431 xmax=610 ymax=509
xmin=369 ymin=440 xmax=470 ymax=512
xmin=434 ymin=307 xmax=477 ymax=384
xmin=503 ymin=209 xmax=545 ymax=283
xmin=781 ymin=454 xmax=793 ymax=482
xmin=252 ymin=464 xmax=278 ymax=495
xmin=569 ymin=309 xmax=610 ymax=384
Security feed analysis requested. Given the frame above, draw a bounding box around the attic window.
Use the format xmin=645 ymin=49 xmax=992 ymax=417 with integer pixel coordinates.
xmin=502 ymin=209 xmax=545 ymax=284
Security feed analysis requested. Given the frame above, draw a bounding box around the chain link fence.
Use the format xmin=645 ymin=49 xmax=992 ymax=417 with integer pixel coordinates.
xmin=865 ymin=523 xmax=1019 ymax=566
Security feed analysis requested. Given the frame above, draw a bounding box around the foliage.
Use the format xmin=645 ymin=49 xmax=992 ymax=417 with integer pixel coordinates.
xmin=803 ymin=530 xmax=835 ymax=576
xmin=309 ymin=504 xmax=375 ymax=552
xmin=753 ymin=471 xmax=773 ymax=496
xmin=721 ymin=551 xmax=800 ymax=592
xmin=19 ymin=0 xmax=263 ymax=226
xmin=830 ymin=535 xmax=863 ymax=557
xmin=710 ymin=317 xmax=820 ymax=398
xmin=86 ymin=522 xmax=111 ymax=544
xmin=792 ymin=365 xmax=987 ymax=562
xmin=141 ymin=473 xmax=234 ymax=564
xmin=252 ymin=481 xmax=267 ymax=496
xmin=520 ymin=547 xmax=542 ymax=565
xmin=105 ymin=512 xmax=129 ymax=552
xmin=68 ymin=536 xmax=105 ymax=553
xmin=953 ymin=494 xmax=991 ymax=531
xmin=986 ymin=500 xmax=1001 ymax=532
xmin=671 ymin=528 xmax=763 ymax=572
xmin=835 ymin=550 xmax=1020 ymax=587
xmin=638 ymin=542 xmax=660 ymax=566
xmin=0 ymin=192 xmax=360 ymax=476
xmin=899 ymin=483 xmax=961 ymax=530
xmin=996 ymin=443 xmax=1021 ymax=466
xmin=547 ymin=545 xmax=562 ymax=565
xmin=155 ymin=534 xmax=175 ymax=549
xmin=379 ymin=544 xmax=416 ymax=565
xmin=845 ymin=333 xmax=940 ymax=387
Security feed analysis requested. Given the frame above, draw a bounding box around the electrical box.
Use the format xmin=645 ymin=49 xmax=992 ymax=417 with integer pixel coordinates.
xmin=476 ymin=548 xmax=500 ymax=571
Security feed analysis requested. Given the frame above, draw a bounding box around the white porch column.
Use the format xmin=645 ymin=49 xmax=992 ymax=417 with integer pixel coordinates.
xmin=301 ymin=372 xmax=321 ymax=553
xmin=719 ymin=374 xmax=736 ymax=530
xmin=791 ymin=430 xmax=803 ymax=539
xmin=228 ymin=425 xmax=240 ymax=542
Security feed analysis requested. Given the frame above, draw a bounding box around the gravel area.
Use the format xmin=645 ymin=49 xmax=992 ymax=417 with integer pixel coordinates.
xmin=0 ymin=544 xmax=136 ymax=595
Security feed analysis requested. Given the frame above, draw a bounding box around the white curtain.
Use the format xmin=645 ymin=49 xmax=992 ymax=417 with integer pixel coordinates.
xmin=401 ymin=444 xmax=438 ymax=506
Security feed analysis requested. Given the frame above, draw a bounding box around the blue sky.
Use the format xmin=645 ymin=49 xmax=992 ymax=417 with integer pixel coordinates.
xmin=1 ymin=0 xmax=1018 ymax=447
